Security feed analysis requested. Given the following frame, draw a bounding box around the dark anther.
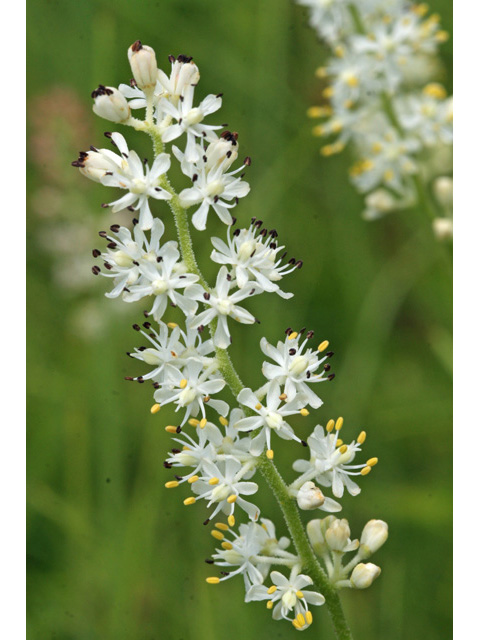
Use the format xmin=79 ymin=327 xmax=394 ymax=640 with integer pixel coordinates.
xmin=131 ymin=40 xmax=143 ymax=52
xmin=203 ymin=519 xmax=210 ymax=526
xmin=132 ymin=218 xmax=139 ymax=225
xmin=295 ymin=260 xmax=303 ymax=269
xmin=205 ymin=558 xmax=214 ymax=564
xmin=306 ymin=330 xmax=314 ymax=339
xmin=324 ymin=364 xmax=331 ymax=372
xmin=233 ymin=228 xmax=241 ymax=237
xmin=244 ymin=156 xmax=251 ymax=166
xmin=107 ymin=242 xmax=117 ymax=249
xmin=104 ymin=262 xmax=112 ymax=270
xmin=226 ymin=273 xmax=232 ymax=281
xmin=176 ymin=426 xmax=182 ymax=433
xmin=110 ymin=224 xmax=120 ymax=232
xmin=328 ymin=373 xmax=336 ymax=381
xmin=171 ymin=449 xmax=181 ymax=454
xmin=326 ymin=351 xmax=334 ymax=358
xmin=92 ymin=249 xmax=101 ymax=258
xmin=132 ymin=324 xmax=141 ymax=331
xmin=163 ymin=461 xmax=172 ymax=469
xmin=124 ymin=376 xmax=134 ymax=381
xmin=138 ymin=346 xmax=146 ymax=351
xmin=143 ymin=322 xmax=151 ymax=329
xmin=101 ymin=203 xmax=109 ymax=209
xmin=203 ymin=292 xmax=211 ymax=300
xmin=91 ymin=266 xmax=100 ymax=275
xmin=289 ymin=348 xmax=296 ymax=356
xmin=301 ymin=440 xmax=308 ymax=447
xmin=306 ymin=371 xmax=311 ymax=379
xmin=192 ymin=173 xmax=198 ymax=182
xmin=285 ymin=327 xmax=292 ymax=335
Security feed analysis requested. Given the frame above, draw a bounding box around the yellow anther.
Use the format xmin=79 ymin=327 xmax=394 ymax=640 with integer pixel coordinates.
xmin=321 ymin=145 xmax=335 ymax=157
xmin=211 ymin=530 xmax=224 ymax=541
xmin=307 ymin=106 xmax=324 ymax=119
xmin=179 ymin=378 xmax=188 ymax=389
xmin=296 ymin=591 xmax=304 ymax=598
xmin=412 ymin=3 xmax=429 ymax=16
xmin=267 ymin=600 xmax=274 ymax=610
xmin=209 ymin=477 xmax=219 ymax=485
xmin=215 ymin=522 xmax=229 ymax=531
xmin=188 ymin=418 xmax=199 ymax=427
xmin=312 ymin=125 xmax=325 ymax=137
xmin=357 ymin=430 xmax=366 ymax=444
xmin=288 ymin=331 xmax=298 ymax=340
xmin=266 ymin=449 xmax=274 ymax=460
xmin=367 ymin=457 xmax=378 ymax=467
xmin=228 ymin=515 xmax=235 ymax=527
xmin=255 ymin=403 xmax=262 ymax=410
xmin=165 ymin=481 xmax=179 ymax=489
xmin=199 ymin=418 xmax=207 ymax=429
xmin=315 ymin=66 xmax=328 ymax=78
xmin=183 ymin=497 xmax=196 ymax=506
xmin=306 ymin=611 xmax=313 ymax=625
xmin=326 ymin=419 xmax=335 ymax=432
xmin=346 ymin=75 xmax=359 ymax=87
xmin=435 ymin=30 xmax=449 ymax=42
xmin=423 ymin=83 xmax=447 ymax=99
xmin=221 ymin=541 xmax=233 ymax=550
xmin=361 ymin=465 xmax=372 ymax=476
xmin=182 ymin=446 xmax=190 ymax=451
xmin=167 ymin=322 xmax=178 ymax=329
xmin=279 ymin=393 xmax=288 ymax=401
xmin=371 ymin=142 xmax=383 ymax=154
xmin=206 ymin=577 xmax=220 ymax=584
xmin=219 ymin=416 xmax=229 ymax=426
xmin=344 ymin=99 xmax=354 ymax=109
xmin=296 ymin=613 xmax=306 ymax=626
xmin=165 ymin=425 xmax=178 ymax=434
xmin=292 ymin=620 xmax=301 ymax=630
xmin=384 ymin=169 xmax=394 ymax=182
xmin=335 ymin=417 xmax=344 ymax=431
xmin=188 ymin=475 xmax=199 ymax=484
xmin=150 ymin=403 xmax=161 ymax=414
xmin=300 ymin=408 xmax=309 ymax=417
xmin=331 ymin=120 xmax=343 ymax=133
xmin=334 ymin=45 xmax=345 ymax=58
xmin=339 ymin=444 xmax=348 ymax=454
xmin=323 ymin=86 xmax=334 ymax=99
xmin=227 ymin=494 xmax=237 ymax=504
xmin=335 ymin=439 xmax=343 ymax=447
xmin=267 ymin=585 xmax=277 ymax=595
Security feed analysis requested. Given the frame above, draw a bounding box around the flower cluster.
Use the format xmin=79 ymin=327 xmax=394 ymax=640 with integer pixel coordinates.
xmin=75 ymin=41 xmax=388 ymax=634
xmin=297 ymin=0 xmax=453 ymax=236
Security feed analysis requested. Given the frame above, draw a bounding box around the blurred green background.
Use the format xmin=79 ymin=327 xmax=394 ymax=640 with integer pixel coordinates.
xmin=27 ymin=0 xmax=452 ymax=638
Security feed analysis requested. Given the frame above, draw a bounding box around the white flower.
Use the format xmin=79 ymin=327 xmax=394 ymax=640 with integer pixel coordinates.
xmin=91 ymin=218 xmax=165 ymax=299
xmin=350 ymin=562 xmax=381 ymax=589
xmin=210 ymin=218 xmax=300 ymax=298
xmin=247 ymin=567 xmax=325 ymax=630
xmin=235 ymin=385 xmax=308 ymax=456
xmin=74 ymin=132 xmax=172 ymax=230
xmin=123 ymin=241 xmax=200 ymax=321
xmin=397 ymin=88 xmax=453 ymax=147
xmin=207 ymin=519 xmax=297 ymax=592
xmin=359 ymin=519 xmax=388 ymax=558
xmin=296 ymin=482 xmax=326 ymax=510
xmin=153 ymin=359 xmax=228 ymax=424
xmin=188 ymin=266 xmax=260 ymax=348
xmin=161 ymin=90 xmax=223 ymax=162
xmin=189 ymin=458 xmax=260 ymax=521
xmin=91 ymin=85 xmax=131 ymax=123
xmin=292 ymin=420 xmax=378 ymax=498
xmin=157 ymin=54 xmax=200 ymax=104
xmin=296 ymin=0 xmax=349 ymax=43
xmin=174 ymin=134 xmax=251 ymax=230
xmin=258 ymin=330 xmax=334 ymax=408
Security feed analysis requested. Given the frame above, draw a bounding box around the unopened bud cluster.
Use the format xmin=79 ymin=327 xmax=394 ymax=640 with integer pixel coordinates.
xmin=74 ymin=41 xmax=388 ymax=633
xmin=298 ymin=0 xmax=452 ymax=236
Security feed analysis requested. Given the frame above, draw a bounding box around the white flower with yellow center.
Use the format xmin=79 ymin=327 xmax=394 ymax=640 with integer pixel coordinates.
xmin=291 ymin=419 xmax=378 ymax=498
xmin=73 ymin=132 xmax=172 ymax=230
xmin=247 ymin=567 xmax=325 ymax=630
xmin=258 ymin=330 xmax=335 ymax=408
xmin=153 ymin=359 xmax=228 ymax=424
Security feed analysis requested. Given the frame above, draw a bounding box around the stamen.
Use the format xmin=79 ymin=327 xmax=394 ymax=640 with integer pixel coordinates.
xmin=306 ymin=611 xmax=313 ymax=625
xmin=221 ymin=541 xmax=233 ymax=550
xmin=215 ymin=523 xmax=229 ymax=531
xmin=361 ymin=466 xmax=372 ymax=476
xmin=188 ymin=476 xmax=199 ymax=483
xmin=227 ymin=494 xmax=237 ymax=504
xmin=165 ymin=481 xmax=179 ymax=488
xmin=199 ymin=418 xmax=207 ymax=428
xmin=326 ymin=419 xmax=335 ymax=432
xmin=189 ymin=418 xmax=200 ymax=427
xmin=150 ymin=403 xmax=161 ymax=414
xmin=357 ymin=431 xmax=366 ymax=444
xmin=318 ymin=340 xmax=329 ymax=352
xmin=339 ymin=444 xmax=348 ymax=454
xmin=335 ymin=439 xmax=343 ymax=447
xmin=296 ymin=591 xmax=304 ymax=598
xmin=255 ymin=403 xmax=262 ymax=410
xmin=267 ymin=600 xmax=274 ymax=610
xmin=211 ymin=530 xmax=224 ymax=541
xmin=209 ymin=477 xmax=219 ymax=485
xmin=300 ymin=408 xmax=309 ymax=416
xmin=183 ymin=497 xmax=196 ymax=505
xmin=266 ymin=449 xmax=274 ymax=459
xmin=267 ymin=585 xmax=277 ymax=594
xmin=179 ymin=379 xmax=188 ymax=389
xmin=279 ymin=393 xmax=287 ymax=401
xmin=296 ymin=613 xmax=306 ymax=626
xmin=167 ymin=322 xmax=178 ymax=329
xmin=228 ymin=515 xmax=235 ymax=527
xmin=288 ymin=331 xmax=298 ymax=340
xmin=219 ymin=416 xmax=229 ymax=426
xmin=206 ymin=577 xmax=220 ymax=584
xmin=367 ymin=457 xmax=378 ymax=466
xmin=165 ymin=426 xmax=178 ymax=434
xmin=335 ymin=417 xmax=344 ymax=431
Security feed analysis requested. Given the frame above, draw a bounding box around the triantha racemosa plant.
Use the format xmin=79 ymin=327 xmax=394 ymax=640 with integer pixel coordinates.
xmin=72 ymin=41 xmax=388 ymax=638
xmin=296 ymin=0 xmax=453 ymax=239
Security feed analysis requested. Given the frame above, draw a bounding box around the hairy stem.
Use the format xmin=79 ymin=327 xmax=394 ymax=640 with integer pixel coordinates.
xmin=148 ymin=131 xmax=353 ymax=639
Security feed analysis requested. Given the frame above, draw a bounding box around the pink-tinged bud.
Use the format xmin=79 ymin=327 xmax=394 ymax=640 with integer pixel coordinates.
xmin=359 ymin=519 xmax=388 ymax=558
xmin=296 ymin=481 xmax=325 ymax=510
xmin=128 ymin=41 xmax=158 ymax=91
xmin=350 ymin=563 xmax=381 ymax=589
xmin=92 ymin=85 xmax=130 ymax=123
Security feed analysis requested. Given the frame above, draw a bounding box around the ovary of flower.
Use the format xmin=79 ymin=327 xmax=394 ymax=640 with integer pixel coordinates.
xmin=189 ymin=458 xmax=260 ymax=521
xmin=210 ymin=219 xmax=300 ymax=298
xmin=235 ymin=386 xmax=307 ymax=456
xmin=91 ymin=218 xmax=165 ymax=298
xmin=259 ymin=332 xmax=333 ymax=408
xmin=292 ymin=423 xmax=377 ymax=499
xmin=153 ymin=359 xmax=228 ymax=425
xmin=174 ymin=136 xmax=251 ymax=231
xmin=74 ymin=132 xmax=172 ymax=230
xmin=246 ymin=568 xmax=325 ymax=630
xmin=188 ymin=267 xmax=260 ymax=349
xmin=122 ymin=241 xmax=200 ymax=321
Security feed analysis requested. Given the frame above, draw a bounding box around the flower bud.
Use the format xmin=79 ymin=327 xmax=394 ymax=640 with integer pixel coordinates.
xmin=128 ymin=41 xmax=158 ymax=91
xmin=325 ymin=518 xmax=351 ymax=552
xmin=359 ymin=520 xmax=388 ymax=558
xmin=306 ymin=517 xmax=335 ymax=555
xmin=297 ymin=481 xmax=325 ymax=510
xmin=72 ymin=150 xmax=112 ymax=183
xmin=92 ymin=85 xmax=131 ymax=123
xmin=433 ymin=176 xmax=453 ymax=209
xmin=432 ymin=217 xmax=453 ymax=241
xmin=350 ymin=563 xmax=381 ymax=589
xmin=362 ymin=189 xmax=397 ymax=220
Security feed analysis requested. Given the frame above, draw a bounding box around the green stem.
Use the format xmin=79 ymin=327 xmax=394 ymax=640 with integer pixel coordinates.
xmin=147 ymin=131 xmax=353 ymax=639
